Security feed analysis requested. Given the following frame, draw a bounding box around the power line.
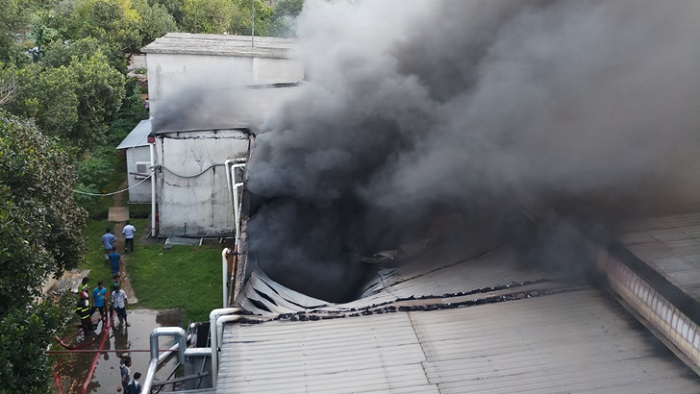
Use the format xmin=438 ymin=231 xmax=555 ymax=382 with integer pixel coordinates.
xmin=73 ymin=176 xmax=151 ymax=196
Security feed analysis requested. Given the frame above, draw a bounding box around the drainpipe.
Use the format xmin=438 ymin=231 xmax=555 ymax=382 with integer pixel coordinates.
xmin=150 ymin=142 xmax=156 ymax=237
xmin=142 ymin=327 xmax=187 ymax=394
xmin=225 ymin=162 xmax=245 ymax=247
xmin=231 ymin=163 xmax=245 ymax=245
xmin=224 ymin=159 xmax=234 ymax=230
xmin=209 ymin=308 xmax=239 ymax=388
xmin=222 ymin=248 xmax=231 ymax=308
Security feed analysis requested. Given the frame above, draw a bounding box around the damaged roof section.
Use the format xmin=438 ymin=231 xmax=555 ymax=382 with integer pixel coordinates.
xmin=223 ymin=224 xmax=700 ymax=392
xmin=237 ymin=242 xmax=556 ymax=317
xmin=217 ymin=216 xmax=700 ymax=394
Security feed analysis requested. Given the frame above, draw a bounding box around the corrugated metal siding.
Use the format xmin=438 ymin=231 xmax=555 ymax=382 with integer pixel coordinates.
xmin=217 ymin=289 xmax=700 ymax=393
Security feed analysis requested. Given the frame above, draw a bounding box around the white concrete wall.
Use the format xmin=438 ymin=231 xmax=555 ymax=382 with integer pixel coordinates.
xmin=146 ymin=53 xmax=304 ymax=118
xmin=125 ymin=146 xmax=152 ymax=204
xmin=156 ymin=130 xmax=249 ymax=237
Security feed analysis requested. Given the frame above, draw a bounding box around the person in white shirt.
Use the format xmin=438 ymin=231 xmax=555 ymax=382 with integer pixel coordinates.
xmin=111 ymin=285 xmax=130 ymax=327
xmin=122 ymin=221 xmax=136 ymax=254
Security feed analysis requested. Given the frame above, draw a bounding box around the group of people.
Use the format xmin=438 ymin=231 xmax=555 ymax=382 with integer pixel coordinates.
xmin=102 ymin=222 xmax=136 ymax=275
xmin=120 ymin=357 xmax=143 ymax=394
xmin=76 ymin=222 xmax=138 ymax=334
xmin=75 ymin=276 xmax=129 ymax=334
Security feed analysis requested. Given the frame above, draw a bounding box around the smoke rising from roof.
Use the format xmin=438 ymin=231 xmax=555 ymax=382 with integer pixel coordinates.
xmin=246 ymin=0 xmax=700 ymax=302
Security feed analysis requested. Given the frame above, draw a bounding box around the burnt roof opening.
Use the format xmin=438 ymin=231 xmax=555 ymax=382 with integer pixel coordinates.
xmin=243 ymin=0 xmax=700 ymax=303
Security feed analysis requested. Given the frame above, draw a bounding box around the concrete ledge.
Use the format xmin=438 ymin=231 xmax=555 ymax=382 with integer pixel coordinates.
xmin=597 ymin=248 xmax=700 ymax=369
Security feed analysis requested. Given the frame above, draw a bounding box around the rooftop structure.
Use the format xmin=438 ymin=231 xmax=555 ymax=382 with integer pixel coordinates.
xmin=141 ymin=33 xmax=299 ymax=59
xmin=140 ymin=32 xmax=304 ymax=237
xmin=218 ymin=228 xmax=700 ymax=393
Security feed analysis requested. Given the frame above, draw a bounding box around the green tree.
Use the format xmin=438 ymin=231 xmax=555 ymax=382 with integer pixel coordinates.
xmin=132 ymin=0 xmax=177 ymax=46
xmin=31 ymin=5 xmax=80 ymax=51
xmin=6 ymin=52 xmax=125 ymax=149
xmin=73 ymin=0 xmax=143 ymax=54
xmin=42 ymin=37 xmax=127 ymax=72
xmin=0 ymin=114 xmax=83 ymax=391
xmin=153 ymin=0 xmax=185 ymax=26
xmin=180 ymin=0 xmax=235 ymax=34
xmin=0 ymin=113 xmax=87 ymax=309
xmin=70 ymin=52 xmax=126 ymax=147
xmin=0 ymin=300 xmax=69 ymax=394
xmin=229 ymin=0 xmax=273 ymax=36
xmin=0 ymin=0 xmax=30 ymax=63
xmin=268 ymin=0 xmax=303 ymax=37
xmin=8 ymin=63 xmax=80 ymax=141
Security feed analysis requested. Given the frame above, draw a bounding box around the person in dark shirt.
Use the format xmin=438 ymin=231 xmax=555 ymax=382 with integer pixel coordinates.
xmin=108 ymin=247 xmax=122 ymax=276
xmin=76 ymin=292 xmax=92 ymax=334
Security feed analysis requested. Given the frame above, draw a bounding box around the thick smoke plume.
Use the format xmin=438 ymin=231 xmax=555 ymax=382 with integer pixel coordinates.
xmin=246 ymin=0 xmax=700 ymax=302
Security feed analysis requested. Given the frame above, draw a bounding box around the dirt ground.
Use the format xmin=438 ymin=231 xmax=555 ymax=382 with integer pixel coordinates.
xmin=107 ymin=181 xmax=138 ymax=304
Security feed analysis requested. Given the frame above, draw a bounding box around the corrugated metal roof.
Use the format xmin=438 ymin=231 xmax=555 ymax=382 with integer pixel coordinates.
xmin=116 ymin=119 xmax=151 ymax=150
xmin=237 ymin=243 xmax=550 ymax=315
xmin=617 ymin=212 xmax=700 ymax=301
xmin=222 ymin=216 xmax=700 ymax=393
xmin=218 ymin=288 xmax=700 ymax=393
xmin=142 ymin=33 xmax=299 ymax=59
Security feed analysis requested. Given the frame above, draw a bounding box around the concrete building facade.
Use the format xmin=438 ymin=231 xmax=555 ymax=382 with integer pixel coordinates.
xmin=141 ymin=33 xmax=303 ymax=237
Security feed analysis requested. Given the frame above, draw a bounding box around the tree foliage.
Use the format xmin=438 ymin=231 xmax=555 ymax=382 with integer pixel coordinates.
xmin=268 ymin=0 xmax=304 ymax=37
xmin=0 ymin=113 xmax=85 ymax=393
xmin=0 ymin=0 xmax=309 ymax=390
xmin=73 ymin=0 xmax=143 ymax=53
xmin=180 ymin=0 xmax=235 ymax=34
xmin=132 ymin=0 xmax=178 ymax=46
xmin=42 ymin=36 xmax=127 ymax=72
xmin=0 ymin=113 xmax=87 ymax=312
xmin=9 ymin=63 xmax=80 ymax=139
xmin=0 ymin=0 xmax=29 ymax=63
xmin=0 ymin=299 xmax=69 ymax=394
xmin=5 ymin=51 xmax=125 ymax=149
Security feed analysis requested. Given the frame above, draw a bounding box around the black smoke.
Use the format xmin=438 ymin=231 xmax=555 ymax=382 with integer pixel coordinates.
xmin=246 ymin=0 xmax=700 ymax=302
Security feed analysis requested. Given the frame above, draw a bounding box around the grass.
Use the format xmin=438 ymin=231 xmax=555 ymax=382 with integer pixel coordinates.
xmin=129 ymin=244 xmax=222 ymax=324
xmin=80 ymin=218 xmax=222 ymax=325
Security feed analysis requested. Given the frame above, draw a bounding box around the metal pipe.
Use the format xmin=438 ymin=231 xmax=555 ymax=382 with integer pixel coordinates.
xmin=209 ymin=308 xmax=239 ymax=388
xmin=46 ymin=348 xmax=173 ymax=354
xmin=150 ymin=371 xmax=209 ymax=387
xmin=228 ymin=245 xmax=238 ymax=306
xmin=222 ymin=248 xmax=231 ymax=308
xmin=224 ymin=159 xmax=234 ymax=231
xmin=142 ymin=327 xmax=187 ymax=394
xmin=157 ymin=337 xmax=186 ymax=365
xmin=216 ymin=315 xmax=241 ymax=349
xmin=150 ymin=142 xmax=156 ymax=237
xmin=231 ymin=163 xmax=245 ymax=244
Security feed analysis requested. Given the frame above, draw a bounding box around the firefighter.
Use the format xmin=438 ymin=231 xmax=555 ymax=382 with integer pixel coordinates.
xmin=76 ymin=291 xmax=93 ymax=334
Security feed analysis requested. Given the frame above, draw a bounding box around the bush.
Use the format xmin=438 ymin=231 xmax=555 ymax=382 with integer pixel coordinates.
xmin=75 ymin=146 xmax=118 ymax=218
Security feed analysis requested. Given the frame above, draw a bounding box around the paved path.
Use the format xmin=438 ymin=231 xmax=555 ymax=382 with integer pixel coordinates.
xmin=109 ymin=181 xmax=139 ymax=304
